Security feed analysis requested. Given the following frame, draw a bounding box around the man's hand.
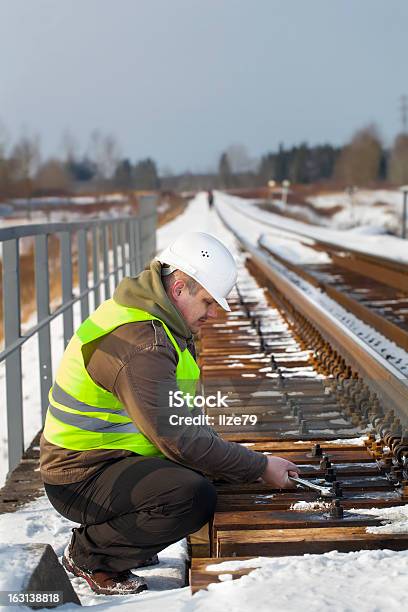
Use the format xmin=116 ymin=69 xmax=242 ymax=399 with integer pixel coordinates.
xmin=259 ymin=455 xmax=299 ymax=488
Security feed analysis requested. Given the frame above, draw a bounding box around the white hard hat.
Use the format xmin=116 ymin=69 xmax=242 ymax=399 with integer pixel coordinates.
xmin=156 ymin=232 xmax=237 ymax=311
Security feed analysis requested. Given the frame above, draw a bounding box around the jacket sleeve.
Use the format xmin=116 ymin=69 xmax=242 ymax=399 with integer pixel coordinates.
xmin=88 ymin=320 xmax=267 ymax=483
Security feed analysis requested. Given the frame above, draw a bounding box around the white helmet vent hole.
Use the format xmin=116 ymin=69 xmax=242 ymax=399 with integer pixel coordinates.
xmin=201 ymin=250 xmax=210 ymax=258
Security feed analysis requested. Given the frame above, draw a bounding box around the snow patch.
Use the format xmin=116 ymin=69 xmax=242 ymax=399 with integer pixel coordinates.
xmin=289 ymin=500 xmax=332 ymax=511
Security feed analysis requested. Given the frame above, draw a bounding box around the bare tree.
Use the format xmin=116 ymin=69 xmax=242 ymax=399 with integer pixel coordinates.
xmin=0 ymin=119 xmax=9 ymax=154
xmin=218 ymin=152 xmax=234 ymax=188
xmin=61 ymin=129 xmax=80 ymax=164
xmin=388 ymin=133 xmax=408 ymax=185
xmin=334 ymin=124 xmax=383 ymax=185
xmin=11 ymin=134 xmax=41 ymax=183
xmin=88 ymin=130 xmax=121 ymax=184
xmin=35 ymin=158 xmax=72 ymax=194
xmin=10 ymin=133 xmax=41 ymax=211
xmin=225 ymin=143 xmax=254 ymax=173
xmin=0 ymin=120 xmax=10 ymax=199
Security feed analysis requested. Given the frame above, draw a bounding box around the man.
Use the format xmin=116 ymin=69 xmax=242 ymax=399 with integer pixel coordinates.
xmin=207 ymin=190 xmax=214 ymax=209
xmin=40 ymin=231 xmax=298 ymax=595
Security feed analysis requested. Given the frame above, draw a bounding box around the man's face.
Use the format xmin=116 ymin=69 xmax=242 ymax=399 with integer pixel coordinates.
xmin=170 ymin=280 xmax=220 ymax=333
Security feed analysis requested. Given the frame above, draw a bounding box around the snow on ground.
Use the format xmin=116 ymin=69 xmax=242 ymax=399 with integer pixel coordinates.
xmin=9 ymin=194 xmax=128 ymax=207
xmin=259 ymin=234 xmax=332 ymax=265
xmin=0 ymin=494 xmax=188 ymax=608
xmin=216 ymin=191 xmax=408 ymax=265
xmin=308 ymin=189 xmax=403 ymax=210
xmin=198 ymin=550 xmax=408 ymax=612
xmin=307 ymin=189 xmax=403 ymax=233
xmin=270 ymin=189 xmax=404 ymax=234
xmin=289 ymin=500 xmax=332 ymax=511
xmin=156 ymin=192 xmax=216 ymax=251
xmin=292 ymin=436 xmax=369 ymax=446
xmin=1 ymin=193 xmax=408 ymax=611
xmin=350 ymin=505 xmax=408 ymax=535
xmin=316 ymin=436 xmax=369 ymax=446
xmin=267 ymin=189 xmax=403 ymax=234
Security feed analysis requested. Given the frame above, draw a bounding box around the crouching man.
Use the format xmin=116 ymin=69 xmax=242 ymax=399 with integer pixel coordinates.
xmin=40 ymin=232 xmax=298 ymax=595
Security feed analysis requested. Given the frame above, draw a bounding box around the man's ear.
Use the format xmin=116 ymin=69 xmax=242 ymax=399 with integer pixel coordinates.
xmin=171 ymin=279 xmax=185 ymax=299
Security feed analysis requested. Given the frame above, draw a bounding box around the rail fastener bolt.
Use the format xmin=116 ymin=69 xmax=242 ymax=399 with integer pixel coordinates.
xmin=330 ymin=499 xmax=344 ymax=519
xmin=325 ymin=467 xmax=337 ymax=482
xmin=299 ymin=420 xmax=308 ymax=434
xmin=310 ymin=443 xmax=323 ymax=458
xmin=391 ymin=467 xmax=403 ymax=483
xmin=320 ymin=456 xmax=331 ymax=470
xmin=331 ymin=481 xmax=343 ymax=497
xmin=401 ymin=480 xmax=408 ymax=498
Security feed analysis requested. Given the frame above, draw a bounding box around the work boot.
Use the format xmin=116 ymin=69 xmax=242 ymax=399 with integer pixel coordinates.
xmin=62 ymin=540 xmax=148 ymax=595
xmin=133 ymin=553 xmax=160 ymax=569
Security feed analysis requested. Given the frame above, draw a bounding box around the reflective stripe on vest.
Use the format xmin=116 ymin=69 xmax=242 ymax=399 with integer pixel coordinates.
xmin=52 ymin=382 xmax=129 ymax=416
xmin=48 ymin=405 xmax=140 ymax=434
xmin=43 ymin=299 xmax=200 ymax=454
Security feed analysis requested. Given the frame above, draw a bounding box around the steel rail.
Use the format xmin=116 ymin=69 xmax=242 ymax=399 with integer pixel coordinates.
xmin=258 ymin=238 xmax=408 ymax=352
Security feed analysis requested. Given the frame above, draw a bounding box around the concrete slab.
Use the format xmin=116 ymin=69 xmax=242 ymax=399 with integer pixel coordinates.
xmin=0 ymin=543 xmax=81 ymax=608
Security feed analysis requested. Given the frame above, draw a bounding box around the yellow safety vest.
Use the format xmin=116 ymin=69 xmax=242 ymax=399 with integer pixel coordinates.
xmin=43 ymin=299 xmax=200 ymax=456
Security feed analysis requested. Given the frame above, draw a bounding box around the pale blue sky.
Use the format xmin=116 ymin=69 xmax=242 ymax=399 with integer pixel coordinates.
xmin=1 ymin=0 xmax=407 ymax=172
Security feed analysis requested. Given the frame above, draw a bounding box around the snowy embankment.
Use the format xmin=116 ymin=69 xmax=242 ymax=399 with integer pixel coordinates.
xmin=267 ymin=189 xmax=403 ymax=234
xmin=198 ymin=549 xmax=408 ymax=612
xmin=307 ymin=189 xmax=403 ymax=233
xmin=215 ymin=191 xmax=408 ymax=265
xmin=1 ymin=193 xmax=407 ymax=610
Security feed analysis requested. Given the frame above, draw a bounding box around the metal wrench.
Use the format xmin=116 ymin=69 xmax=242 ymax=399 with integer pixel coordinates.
xmin=289 ymin=475 xmax=335 ymax=498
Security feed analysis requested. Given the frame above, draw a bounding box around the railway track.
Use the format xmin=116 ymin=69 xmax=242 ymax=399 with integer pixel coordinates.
xmin=217 ymin=195 xmax=408 ymax=371
xmin=259 ymin=233 xmax=408 ymax=352
xmin=188 ymin=222 xmax=408 ymax=594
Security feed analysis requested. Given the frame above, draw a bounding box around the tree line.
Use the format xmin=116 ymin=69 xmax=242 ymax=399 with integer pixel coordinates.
xmin=0 ymin=123 xmax=407 ymax=200
xmin=0 ymin=128 xmax=160 ymax=200
xmin=218 ymin=126 xmax=408 ymax=189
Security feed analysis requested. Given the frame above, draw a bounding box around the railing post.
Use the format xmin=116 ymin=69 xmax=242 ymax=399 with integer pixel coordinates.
xmin=120 ymin=221 xmax=128 ymax=277
xmin=3 ymin=239 xmax=24 ymax=474
xmin=128 ymin=219 xmax=137 ymax=276
xmin=112 ymin=222 xmax=119 ymax=287
xmin=78 ymin=229 xmax=90 ymax=321
xmin=92 ymin=225 xmax=101 ymax=309
xmin=60 ymin=231 xmax=74 ymax=347
xmin=139 ymin=195 xmax=158 ymax=266
xmin=101 ymin=224 xmax=110 ymax=299
xmin=134 ymin=218 xmax=143 ymax=274
xmin=35 ymin=234 xmax=53 ymax=423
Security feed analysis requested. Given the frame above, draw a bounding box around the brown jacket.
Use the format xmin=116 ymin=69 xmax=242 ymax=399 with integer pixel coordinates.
xmin=40 ymin=261 xmax=267 ymax=485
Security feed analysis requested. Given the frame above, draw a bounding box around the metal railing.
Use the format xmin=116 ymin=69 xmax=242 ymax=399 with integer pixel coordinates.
xmin=0 ymin=196 xmax=157 ymax=476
